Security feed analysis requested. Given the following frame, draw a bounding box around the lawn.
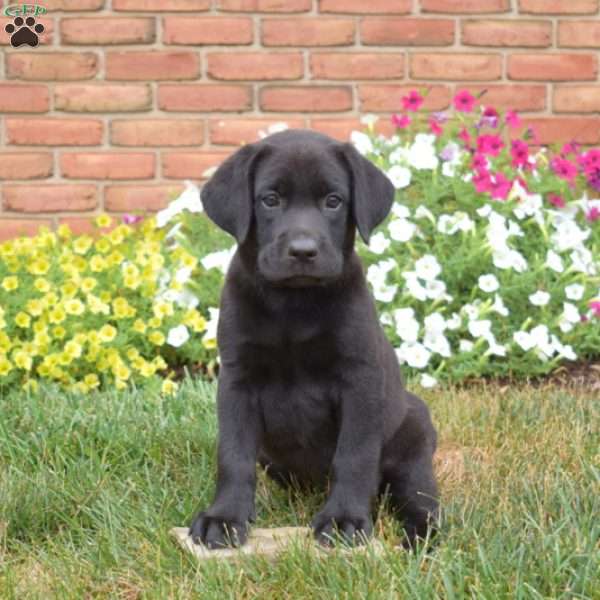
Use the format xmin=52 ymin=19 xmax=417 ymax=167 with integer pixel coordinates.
xmin=0 ymin=378 xmax=597 ymax=599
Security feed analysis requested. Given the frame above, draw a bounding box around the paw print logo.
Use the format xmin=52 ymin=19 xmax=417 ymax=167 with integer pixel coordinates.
xmin=5 ymin=16 xmax=44 ymax=48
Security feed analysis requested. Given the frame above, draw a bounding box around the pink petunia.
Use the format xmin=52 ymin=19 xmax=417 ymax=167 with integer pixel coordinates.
xmin=429 ymin=117 xmax=443 ymax=136
xmin=506 ymin=110 xmax=521 ymax=129
xmin=123 ymin=214 xmax=144 ymax=224
xmin=453 ymin=90 xmax=476 ymax=113
xmin=511 ymin=139 xmax=529 ymax=168
xmin=590 ymin=301 xmax=600 ymax=318
xmin=473 ymin=170 xmax=492 ymax=194
xmin=586 ymin=206 xmax=600 ymax=222
xmin=481 ymin=107 xmax=499 ymax=128
xmin=391 ymin=113 xmax=411 ymax=129
xmin=561 ymin=141 xmax=580 ymax=157
xmin=490 ymin=172 xmax=512 ymax=200
xmin=547 ymin=193 xmax=566 ymax=209
xmin=551 ymin=157 xmax=578 ymax=182
xmin=402 ymin=90 xmax=424 ymax=112
xmin=472 ymin=153 xmax=488 ymax=171
xmin=458 ymin=127 xmax=472 ymax=147
xmin=477 ymin=134 xmax=504 ymax=157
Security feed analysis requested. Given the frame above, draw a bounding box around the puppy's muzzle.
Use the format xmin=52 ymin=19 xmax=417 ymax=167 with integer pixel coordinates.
xmin=287 ymin=235 xmax=318 ymax=263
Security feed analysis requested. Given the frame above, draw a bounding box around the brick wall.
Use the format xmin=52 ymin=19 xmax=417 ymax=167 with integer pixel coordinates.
xmin=1 ymin=0 xmax=599 ymax=239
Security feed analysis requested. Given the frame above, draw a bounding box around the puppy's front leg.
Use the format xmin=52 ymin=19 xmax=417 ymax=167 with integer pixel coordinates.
xmin=312 ymin=380 xmax=382 ymax=546
xmin=189 ymin=372 xmax=261 ymax=549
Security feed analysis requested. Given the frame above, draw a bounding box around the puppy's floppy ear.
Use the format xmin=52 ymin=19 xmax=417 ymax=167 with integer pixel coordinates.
xmin=336 ymin=143 xmax=395 ymax=244
xmin=201 ymin=142 xmax=268 ymax=244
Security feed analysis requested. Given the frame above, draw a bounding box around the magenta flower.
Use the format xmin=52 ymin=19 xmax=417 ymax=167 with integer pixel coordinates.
xmin=506 ymin=110 xmax=521 ymax=129
xmin=590 ymin=301 xmax=600 ymax=318
xmin=477 ymin=134 xmax=504 ymax=157
xmin=391 ymin=113 xmax=411 ymax=129
xmin=453 ymin=90 xmax=476 ymax=113
xmin=490 ymin=172 xmax=512 ymax=200
xmin=561 ymin=141 xmax=580 ymax=157
xmin=402 ymin=90 xmax=424 ymax=112
xmin=123 ymin=214 xmax=143 ymax=225
xmin=511 ymin=140 xmax=529 ymax=168
xmin=473 ymin=170 xmax=492 ymax=194
xmin=481 ymin=107 xmax=499 ymax=128
xmin=458 ymin=127 xmax=472 ymax=147
xmin=548 ymin=193 xmax=566 ymax=209
xmin=586 ymin=206 xmax=600 ymax=222
xmin=551 ymin=157 xmax=578 ymax=183
xmin=472 ymin=153 xmax=488 ymax=171
xmin=429 ymin=118 xmax=443 ymax=137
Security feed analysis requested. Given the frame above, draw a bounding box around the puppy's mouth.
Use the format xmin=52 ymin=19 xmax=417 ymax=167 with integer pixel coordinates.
xmin=277 ymin=275 xmax=325 ymax=288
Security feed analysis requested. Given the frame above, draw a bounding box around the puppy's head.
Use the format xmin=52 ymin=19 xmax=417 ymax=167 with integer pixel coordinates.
xmin=201 ymin=129 xmax=395 ymax=288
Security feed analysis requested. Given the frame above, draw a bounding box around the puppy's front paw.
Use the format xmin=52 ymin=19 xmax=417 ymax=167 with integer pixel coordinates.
xmin=311 ymin=510 xmax=373 ymax=547
xmin=188 ymin=511 xmax=249 ymax=549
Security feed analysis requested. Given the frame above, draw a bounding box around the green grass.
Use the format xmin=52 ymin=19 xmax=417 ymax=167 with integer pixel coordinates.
xmin=0 ymin=379 xmax=598 ymax=599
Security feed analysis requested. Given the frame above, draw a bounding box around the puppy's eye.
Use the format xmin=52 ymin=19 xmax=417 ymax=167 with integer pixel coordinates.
xmin=261 ymin=193 xmax=281 ymax=208
xmin=325 ymin=194 xmax=343 ymax=210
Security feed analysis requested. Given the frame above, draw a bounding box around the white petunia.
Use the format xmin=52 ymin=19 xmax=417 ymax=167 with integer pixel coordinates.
xmin=360 ymin=114 xmax=379 ymax=127
xmin=551 ymin=220 xmax=591 ymax=252
xmin=565 ymin=283 xmax=585 ymax=301
xmin=478 ymin=274 xmax=500 ymax=293
xmin=367 ymin=259 xmax=398 ymax=303
xmin=386 ymin=165 xmax=412 ymax=189
xmin=512 ymin=192 xmax=543 ymax=221
xmin=563 ymin=302 xmax=580 ymax=324
xmin=570 ymin=246 xmax=596 ymax=276
xmin=407 ymin=136 xmax=439 ymax=170
xmin=424 ymin=332 xmax=451 ymax=357
xmin=425 ymin=279 xmax=451 ymax=301
xmin=388 ymin=218 xmax=416 ymax=242
xmin=485 ymin=338 xmax=507 ymax=357
xmin=201 ymin=246 xmax=236 ymax=274
xmin=368 ymin=232 xmax=391 ymax=255
xmin=492 ymin=248 xmax=528 ymax=272
xmin=530 ymin=324 xmax=555 ymax=360
xmin=175 ymin=267 xmax=193 ymax=284
xmin=391 ymin=204 xmax=411 ymax=218
xmin=389 ymin=146 xmax=410 ymax=165
xmin=491 ymin=294 xmax=509 ymax=317
xmin=513 ymin=331 xmax=535 ymax=352
xmin=157 ymin=181 xmax=203 ymax=227
xmin=393 ymin=307 xmax=420 ymax=343
xmin=379 ymin=312 xmax=394 ymax=327
xmin=446 ymin=313 xmax=462 ymax=330
xmin=202 ymin=308 xmax=220 ymax=345
xmin=350 ymin=131 xmax=374 ymax=156
xmin=529 ymin=290 xmax=550 ymax=307
xmin=459 ymin=339 xmax=474 ymax=353
xmin=398 ymin=342 xmax=432 ymax=369
xmin=468 ymin=319 xmax=492 ymax=339
xmin=477 ymin=204 xmax=493 ymax=218
xmin=415 ymin=255 xmax=442 ymax=281
xmin=551 ymin=335 xmax=577 ymax=361
xmin=545 ymin=250 xmax=564 ymax=273
xmin=424 ymin=312 xmax=447 ymax=335
xmin=415 ymin=205 xmax=435 ymax=222
xmin=461 ymin=302 xmax=481 ymax=321
xmin=167 ymin=324 xmax=190 ymax=348
xmin=420 ymin=374 xmax=438 ymax=388
xmin=403 ymin=272 xmax=428 ymax=302
xmin=258 ymin=122 xmax=289 ymax=139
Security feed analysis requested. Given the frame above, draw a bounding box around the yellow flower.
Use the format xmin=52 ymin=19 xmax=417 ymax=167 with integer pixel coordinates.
xmin=161 ymin=379 xmax=178 ymax=395
xmin=81 ymin=277 xmax=97 ymax=293
xmin=183 ymin=309 xmax=207 ymax=333
xmin=65 ymin=341 xmax=83 ymax=359
xmin=73 ymin=256 xmax=87 ymax=272
xmin=87 ymin=294 xmax=110 ymax=315
xmin=73 ymin=235 xmax=93 ymax=255
xmin=26 ymin=299 xmax=44 ymax=317
xmin=133 ymin=319 xmax=147 ymax=334
xmin=52 ymin=326 xmax=66 ymax=340
xmin=149 ymin=254 xmax=165 ymax=270
xmin=113 ymin=364 xmax=131 ymax=380
xmin=1 ymin=276 xmax=18 ymax=292
xmin=123 ymin=263 xmax=140 ymax=278
xmin=34 ymin=331 xmax=51 ymax=349
xmin=43 ymin=292 xmax=59 ymax=306
xmin=148 ymin=316 xmax=162 ymax=328
xmin=28 ymin=257 xmax=51 ymax=276
xmin=95 ymin=238 xmax=111 ymax=254
xmin=22 ymin=379 xmax=39 ymax=393
xmin=34 ymin=278 xmax=50 ymax=293
xmin=107 ymin=250 xmax=125 ymax=267
xmin=153 ymin=301 xmax=174 ymax=319
xmin=65 ymin=299 xmax=85 ymax=316
xmin=99 ymin=324 xmax=117 ymax=343
xmin=72 ymin=381 xmax=89 ymax=394
xmin=112 ymin=297 xmax=132 ymax=319
xmin=126 ymin=348 xmax=140 ymax=361
xmin=48 ymin=306 xmax=67 ymax=324
xmin=124 ymin=274 xmax=141 ymax=290
xmin=90 ymin=255 xmax=107 ymax=272
xmin=57 ymin=223 xmax=72 ymax=239
xmin=153 ymin=356 xmax=167 ymax=370
xmin=115 ymin=379 xmax=127 ymax=391
xmin=61 ymin=281 xmax=78 ymax=299
xmin=88 ymin=331 xmax=100 ymax=345
xmin=139 ymin=361 xmax=156 ymax=378
xmin=13 ymin=350 xmax=32 ymax=371
xmin=108 ymin=228 xmax=124 ymax=245
xmin=15 ymin=312 xmax=31 ymax=328
xmin=203 ymin=338 xmax=217 ymax=350
xmin=95 ymin=214 xmax=113 ymax=228
xmin=0 ymin=355 xmax=12 ymax=376
xmin=99 ymin=291 xmax=112 ymax=304
xmin=58 ymin=351 xmax=73 ymax=366
xmin=180 ymin=252 xmax=198 ymax=270
xmin=148 ymin=331 xmax=165 ymax=346
xmin=84 ymin=373 xmax=100 ymax=389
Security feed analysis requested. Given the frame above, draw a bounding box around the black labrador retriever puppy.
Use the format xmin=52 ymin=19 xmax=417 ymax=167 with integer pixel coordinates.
xmin=189 ymin=129 xmax=438 ymax=549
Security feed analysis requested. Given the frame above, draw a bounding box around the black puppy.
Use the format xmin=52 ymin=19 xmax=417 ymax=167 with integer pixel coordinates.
xmin=189 ymin=129 xmax=438 ymax=549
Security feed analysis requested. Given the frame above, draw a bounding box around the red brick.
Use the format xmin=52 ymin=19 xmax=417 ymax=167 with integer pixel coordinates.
xmin=559 ymin=22 xmax=600 ymax=48
xmin=158 ymin=84 xmax=251 ymax=112
xmin=209 ymin=118 xmax=305 ymax=145
xmin=519 ymin=0 xmax=598 ymax=14
xmin=3 ymin=185 xmax=97 ymax=212
xmin=218 ymin=0 xmax=311 ymax=10
xmin=114 ymin=0 xmax=209 ymax=9
xmin=43 ymin=0 xmax=105 ymax=9
xmin=162 ymin=151 xmax=230 ymax=179
xmin=358 ymin=84 xmax=451 ymax=112
xmin=106 ymin=51 xmax=200 ymax=81
xmin=462 ymin=20 xmax=552 ymax=47
xmin=207 ymin=52 xmax=303 ymax=81
xmin=55 ymin=84 xmax=152 ymax=112
xmin=262 ymin=18 xmax=355 ymax=46
xmin=0 ymin=84 xmax=49 ymax=113
xmin=310 ymin=118 xmax=395 ymax=141
xmin=61 ymin=153 xmax=155 ymax=180
xmin=0 ymin=220 xmax=54 ymax=241
xmin=6 ymin=53 xmax=98 ymax=80
xmin=311 ymin=53 xmax=404 ymax=80
xmin=105 ymin=185 xmax=184 ymax=211
xmin=422 ymin=0 xmax=510 ymax=12
xmin=111 ymin=119 xmax=204 ymax=146
xmin=524 ymin=117 xmax=600 ymax=145
xmin=554 ymin=86 xmax=600 ymax=113
xmin=411 ymin=53 xmax=502 ymax=80
xmin=508 ymin=54 xmax=597 ymax=81
xmin=319 ymin=0 xmax=411 ymax=12
xmin=163 ymin=17 xmax=253 ymax=45
xmin=260 ymin=86 xmax=353 ymax=112
xmin=0 ymin=16 xmax=53 ymax=45
xmin=61 ymin=17 xmax=154 ymax=44
xmin=361 ymin=18 xmax=454 ymax=46
xmin=6 ymin=118 xmax=103 ymax=145
xmin=0 ymin=153 xmax=53 ymax=180
xmin=464 ymin=85 xmax=547 ymax=111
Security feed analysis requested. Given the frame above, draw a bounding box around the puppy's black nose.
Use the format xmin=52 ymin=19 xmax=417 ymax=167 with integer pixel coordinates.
xmin=288 ymin=236 xmax=318 ymax=261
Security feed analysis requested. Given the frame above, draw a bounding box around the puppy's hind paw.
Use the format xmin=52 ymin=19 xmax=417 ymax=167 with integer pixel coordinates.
xmin=188 ymin=512 xmax=249 ymax=549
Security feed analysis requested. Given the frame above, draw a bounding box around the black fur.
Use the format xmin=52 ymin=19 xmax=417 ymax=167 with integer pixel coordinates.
xmin=189 ymin=129 xmax=439 ymax=549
